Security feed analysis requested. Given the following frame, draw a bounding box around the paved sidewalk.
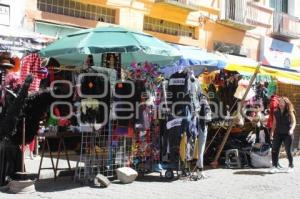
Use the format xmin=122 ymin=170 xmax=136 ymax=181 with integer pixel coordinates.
xmin=0 ymin=156 xmax=300 ymax=199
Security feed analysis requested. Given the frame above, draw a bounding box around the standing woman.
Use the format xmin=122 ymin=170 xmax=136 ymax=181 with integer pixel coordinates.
xmin=270 ymin=97 xmax=296 ymax=173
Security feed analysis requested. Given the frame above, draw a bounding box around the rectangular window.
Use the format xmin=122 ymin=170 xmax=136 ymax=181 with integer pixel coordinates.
xmin=70 ymin=1 xmax=75 ymax=9
xmin=52 ymin=5 xmax=58 ymax=14
xmin=37 ymin=0 xmax=116 ymax=24
xmin=58 ymin=0 xmax=63 ymax=7
xmin=57 ymin=7 xmax=63 ymax=15
xmin=143 ymin=16 xmax=195 ymax=38
xmin=64 ymin=0 xmax=70 ymax=8
xmin=69 ymin=9 xmax=75 ymax=17
xmin=0 ymin=4 xmax=10 ymax=26
xmin=91 ymin=5 xmax=96 ymax=13
xmin=270 ymin=0 xmax=288 ymax=13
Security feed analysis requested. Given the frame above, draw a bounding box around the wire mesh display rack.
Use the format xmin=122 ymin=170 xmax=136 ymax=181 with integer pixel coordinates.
xmin=74 ymin=121 xmax=133 ymax=184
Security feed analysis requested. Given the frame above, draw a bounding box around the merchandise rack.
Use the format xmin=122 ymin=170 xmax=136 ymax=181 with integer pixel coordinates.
xmin=74 ymin=123 xmax=133 ymax=184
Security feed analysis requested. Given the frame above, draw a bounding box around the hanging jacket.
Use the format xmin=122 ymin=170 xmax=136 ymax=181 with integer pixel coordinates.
xmin=188 ymin=77 xmax=201 ymax=113
xmin=19 ymin=53 xmax=46 ymax=92
xmin=199 ymin=94 xmax=212 ymax=131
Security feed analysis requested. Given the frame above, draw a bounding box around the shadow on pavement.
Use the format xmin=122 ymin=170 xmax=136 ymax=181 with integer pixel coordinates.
xmin=35 ymin=177 xmax=82 ymax=192
xmin=233 ymin=170 xmax=271 ymax=176
xmin=134 ymin=175 xmax=177 ymax=183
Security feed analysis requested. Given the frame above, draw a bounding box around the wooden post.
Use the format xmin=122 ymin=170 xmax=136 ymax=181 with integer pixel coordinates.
xmin=210 ymin=65 xmax=260 ymax=168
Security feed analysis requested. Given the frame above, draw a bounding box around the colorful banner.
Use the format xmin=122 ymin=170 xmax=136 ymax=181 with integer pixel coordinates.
xmin=260 ymin=36 xmax=300 ymax=71
xmin=0 ymin=36 xmax=47 ymax=52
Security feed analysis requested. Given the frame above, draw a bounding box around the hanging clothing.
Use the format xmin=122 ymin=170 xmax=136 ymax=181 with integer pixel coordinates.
xmin=188 ymin=76 xmax=201 ymax=112
xmin=234 ymin=79 xmax=256 ymax=101
xmin=207 ymin=84 xmax=219 ymax=118
xmin=225 ymin=76 xmax=238 ymax=111
xmin=196 ymin=125 xmax=208 ymax=169
xmin=18 ymin=53 xmax=46 ymax=92
xmin=167 ymin=71 xmax=191 ymax=124
xmin=80 ymin=98 xmax=107 ymax=125
xmin=163 ymin=117 xmax=183 ymax=164
xmin=199 ymin=94 xmax=212 ymax=128
xmin=80 ymin=70 xmax=108 ymax=97
xmin=267 ymin=78 xmax=277 ymax=97
xmin=0 ymin=69 xmax=6 ymax=116
xmin=165 ymin=71 xmax=203 ymax=163
xmin=113 ymin=80 xmax=145 ymax=126
xmin=179 ymin=132 xmax=187 ymax=161
xmin=196 ymin=95 xmax=211 ymax=168
xmin=79 ymin=69 xmax=111 ymax=126
xmin=188 ymin=115 xmax=198 ymax=138
xmin=186 ymin=115 xmax=199 ymax=161
xmin=9 ymin=56 xmax=21 ymax=73
xmin=255 ymin=83 xmax=269 ymax=109
xmin=136 ymin=105 xmax=151 ymax=131
xmin=168 ymin=71 xmax=189 ymax=101
xmin=91 ymin=66 xmax=117 ymax=90
xmin=199 ymin=71 xmax=216 ymax=91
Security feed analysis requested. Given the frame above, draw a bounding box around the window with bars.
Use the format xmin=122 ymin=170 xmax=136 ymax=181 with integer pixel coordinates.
xmin=37 ymin=0 xmax=116 ymax=24
xmin=270 ymin=0 xmax=288 ymax=13
xmin=143 ymin=16 xmax=195 ymax=38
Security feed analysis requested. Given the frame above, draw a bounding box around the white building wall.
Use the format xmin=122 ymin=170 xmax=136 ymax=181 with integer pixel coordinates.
xmin=0 ymin=0 xmax=26 ymax=28
xmin=288 ymin=0 xmax=300 ymax=18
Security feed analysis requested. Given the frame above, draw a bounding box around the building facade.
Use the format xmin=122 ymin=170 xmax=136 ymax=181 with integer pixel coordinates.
xmin=23 ymin=0 xmax=300 ymax=59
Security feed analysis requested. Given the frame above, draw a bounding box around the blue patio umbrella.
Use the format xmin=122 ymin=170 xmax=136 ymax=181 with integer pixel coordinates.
xmin=160 ymin=45 xmax=226 ymax=78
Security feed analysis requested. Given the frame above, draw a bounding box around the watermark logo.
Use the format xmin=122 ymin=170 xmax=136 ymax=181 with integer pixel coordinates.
xmin=49 ymin=73 xmax=264 ymax=127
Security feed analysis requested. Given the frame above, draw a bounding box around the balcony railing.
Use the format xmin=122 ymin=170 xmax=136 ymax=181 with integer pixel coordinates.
xmin=225 ymin=0 xmax=247 ymax=24
xmin=220 ymin=0 xmax=274 ymax=30
xmin=273 ymin=11 xmax=300 ymax=39
xmin=246 ymin=2 xmax=273 ymax=28
xmin=219 ymin=0 xmax=255 ymax=30
xmin=154 ymin=0 xmax=201 ymax=11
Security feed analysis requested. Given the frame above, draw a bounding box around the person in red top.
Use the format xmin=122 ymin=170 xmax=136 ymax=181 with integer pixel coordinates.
xmin=267 ymin=95 xmax=279 ymax=129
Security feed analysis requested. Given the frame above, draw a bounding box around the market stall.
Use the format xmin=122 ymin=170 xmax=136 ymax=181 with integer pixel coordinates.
xmin=160 ymin=48 xmax=300 ymax=171
xmin=197 ymin=53 xmax=300 ymax=169
xmin=28 ymin=26 xmax=181 ymax=184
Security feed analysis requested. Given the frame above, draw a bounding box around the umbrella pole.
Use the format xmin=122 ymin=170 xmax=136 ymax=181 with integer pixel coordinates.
xmin=210 ymin=65 xmax=260 ymax=168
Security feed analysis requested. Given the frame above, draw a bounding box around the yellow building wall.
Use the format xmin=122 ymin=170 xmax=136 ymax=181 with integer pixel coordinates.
xmin=77 ymin=0 xmax=266 ymax=59
xmin=26 ymin=0 xmax=264 ymax=60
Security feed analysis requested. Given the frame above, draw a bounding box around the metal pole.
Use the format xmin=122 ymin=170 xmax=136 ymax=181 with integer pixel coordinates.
xmin=22 ymin=117 xmax=25 ymax=173
xmin=210 ymin=65 xmax=260 ymax=168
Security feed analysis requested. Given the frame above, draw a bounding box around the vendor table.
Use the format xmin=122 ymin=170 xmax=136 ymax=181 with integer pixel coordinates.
xmin=37 ymin=131 xmax=80 ymax=180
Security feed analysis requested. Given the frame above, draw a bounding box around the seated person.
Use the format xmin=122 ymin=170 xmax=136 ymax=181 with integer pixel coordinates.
xmin=250 ymin=104 xmax=270 ymax=144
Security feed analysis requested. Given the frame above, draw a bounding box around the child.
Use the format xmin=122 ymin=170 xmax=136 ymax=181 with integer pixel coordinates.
xmin=250 ymin=104 xmax=270 ymax=144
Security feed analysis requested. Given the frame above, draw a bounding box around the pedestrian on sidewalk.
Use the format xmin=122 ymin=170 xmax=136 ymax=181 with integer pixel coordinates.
xmin=270 ymin=96 xmax=296 ymax=173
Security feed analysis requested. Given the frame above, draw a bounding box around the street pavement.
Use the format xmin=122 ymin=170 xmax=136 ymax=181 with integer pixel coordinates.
xmin=1 ymin=156 xmax=300 ymax=199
